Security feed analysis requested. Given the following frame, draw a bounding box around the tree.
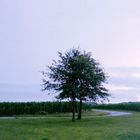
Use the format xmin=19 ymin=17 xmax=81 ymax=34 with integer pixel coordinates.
xmin=42 ymin=48 xmax=109 ymax=121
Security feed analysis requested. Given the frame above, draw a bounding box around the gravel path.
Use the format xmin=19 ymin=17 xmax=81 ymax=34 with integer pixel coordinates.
xmin=93 ymin=109 xmax=132 ymax=116
xmin=0 ymin=110 xmax=132 ymax=119
xmin=0 ymin=117 xmax=15 ymax=119
xmin=0 ymin=116 xmax=49 ymax=119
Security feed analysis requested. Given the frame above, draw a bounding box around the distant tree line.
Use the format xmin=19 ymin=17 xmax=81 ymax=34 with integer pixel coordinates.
xmin=93 ymin=102 xmax=140 ymax=111
xmin=0 ymin=102 xmax=92 ymax=116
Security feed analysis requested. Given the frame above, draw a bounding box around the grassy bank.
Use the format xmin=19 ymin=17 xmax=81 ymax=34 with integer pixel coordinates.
xmin=0 ymin=111 xmax=140 ymax=140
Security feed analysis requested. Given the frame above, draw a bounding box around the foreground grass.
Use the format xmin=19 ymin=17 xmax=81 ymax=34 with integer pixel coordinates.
xmin=0 ymin=111 xmax=140 ymax=140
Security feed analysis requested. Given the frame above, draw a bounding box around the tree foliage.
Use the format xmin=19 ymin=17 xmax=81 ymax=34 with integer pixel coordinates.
xmin=42 ymin=48 xmax=109 ymax=121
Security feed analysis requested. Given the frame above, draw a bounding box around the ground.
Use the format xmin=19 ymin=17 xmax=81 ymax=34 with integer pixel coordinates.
xmin=0 ymin=111 xmax=140 ymax=140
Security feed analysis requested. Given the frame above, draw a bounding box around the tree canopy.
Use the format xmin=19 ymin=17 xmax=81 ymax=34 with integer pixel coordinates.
xmin=42 ymin=48 xmax=109 ymax=121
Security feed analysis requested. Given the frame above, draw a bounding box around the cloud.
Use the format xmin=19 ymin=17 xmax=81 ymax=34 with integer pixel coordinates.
xmin=0 ymin=83 xmax=57 ymax=102
xmin=1 ymin=66 xmax=140 ymax=103
xmin=106 ymin=84 xmax=135 ymax=91
xmin=132 ymin=73 xmax=140 ymax=78
xmin=107 ymin=67 xmax=140 ymax=87
xmin=104 ymin=67 xmax=140 ymax=103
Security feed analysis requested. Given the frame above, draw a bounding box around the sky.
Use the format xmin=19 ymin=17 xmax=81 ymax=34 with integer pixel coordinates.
xmin=1 ymin=0 xmax=140 ymax=103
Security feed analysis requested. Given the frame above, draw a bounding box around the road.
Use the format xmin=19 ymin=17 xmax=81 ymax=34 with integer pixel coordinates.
xmin=93 ymin=109 xmax=132 ymax=116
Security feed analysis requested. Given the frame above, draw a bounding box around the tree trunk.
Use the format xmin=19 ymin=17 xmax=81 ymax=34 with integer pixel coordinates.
xmin=72 ymin=97 xmax=76 ymax=122
xmin=77 ymin=97 xmax=82 ymax=120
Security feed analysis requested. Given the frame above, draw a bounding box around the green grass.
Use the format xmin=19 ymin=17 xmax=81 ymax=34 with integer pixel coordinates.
xmin=0 ymin=111 xmax=140 ymax=140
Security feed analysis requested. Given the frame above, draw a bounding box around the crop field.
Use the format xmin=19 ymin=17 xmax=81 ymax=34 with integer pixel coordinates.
xmin=0 ymin=102 xmax=92 ymax=116
xmin=93 ymin=102 xmax=140 ymax=111
xmin=0 ymin=110 xmax=140 ymax=140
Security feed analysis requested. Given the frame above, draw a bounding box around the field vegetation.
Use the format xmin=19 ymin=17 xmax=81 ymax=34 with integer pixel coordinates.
xmin=0 ymin=102 xmax=92 ymax=116
xmin=93 ymin=102 xmax=140 ymax=111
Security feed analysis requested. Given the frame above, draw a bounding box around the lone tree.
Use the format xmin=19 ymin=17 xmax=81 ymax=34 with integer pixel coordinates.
xmin=42 ymin=48 xmax=109 ymax=121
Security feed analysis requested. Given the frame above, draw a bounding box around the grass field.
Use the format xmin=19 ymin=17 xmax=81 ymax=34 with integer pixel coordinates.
xmin=0 ymin=111 xmax=140 ymax=140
